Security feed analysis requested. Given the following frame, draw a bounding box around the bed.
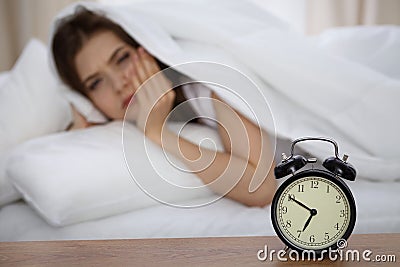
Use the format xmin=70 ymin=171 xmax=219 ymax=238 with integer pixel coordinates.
xmin=1 ymin=1 xmax=399 ymax=242
xmin=0 ymin=104 xmax=399 ymax=241
xmin=1 ymin=179 xmax=400 ymax=241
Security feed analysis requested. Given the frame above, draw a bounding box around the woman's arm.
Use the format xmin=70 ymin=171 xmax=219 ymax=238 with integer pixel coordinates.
xmin=132 ymin=47 xmax=276 ymax=207
xmin=160 ymin=93 xmax=276 ymax=207
xmin=212 ymin=91 xmax=277 ymax=205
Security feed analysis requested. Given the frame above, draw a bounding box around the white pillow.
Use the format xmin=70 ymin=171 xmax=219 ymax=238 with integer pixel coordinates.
xmin=0 ymin=39 xmax=72 ymax=150
xmin=0 ymin=72 xmax=19 ymax=206
xmin=0 ymin=39 xmax=72 ymax=206
xmin=7 ymin=121 xmax=220 ymax=226
xmin=0 ymin=71 xmax=9 ymax=85
xmin=0 ymin=151 xmax=20 ymax=206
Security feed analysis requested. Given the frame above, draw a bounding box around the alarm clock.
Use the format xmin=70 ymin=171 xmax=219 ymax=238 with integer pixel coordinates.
xmin=271 ymin=137 xmax=356 ymax=253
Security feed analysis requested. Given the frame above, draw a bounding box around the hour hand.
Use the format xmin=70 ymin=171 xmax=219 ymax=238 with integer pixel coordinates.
xmin=302 ymin=209 xmax=317 ymax=232
xmin=302 ymin=214 xmax=313 ymax=231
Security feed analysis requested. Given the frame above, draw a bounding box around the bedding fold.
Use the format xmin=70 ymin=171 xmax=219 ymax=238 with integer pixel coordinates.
xmin=48 ymin=0 xmax=400 ymax=181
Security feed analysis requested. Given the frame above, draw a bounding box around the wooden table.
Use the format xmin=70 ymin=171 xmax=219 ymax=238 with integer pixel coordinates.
xmin=0 ymin=234 xmax=398 ymax=266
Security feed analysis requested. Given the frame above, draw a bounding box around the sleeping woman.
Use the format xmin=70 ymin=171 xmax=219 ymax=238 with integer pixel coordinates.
xmin=51 ymin=7 xmax=276 ymax=207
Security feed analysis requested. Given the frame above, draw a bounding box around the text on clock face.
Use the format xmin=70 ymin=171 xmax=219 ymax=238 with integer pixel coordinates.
xmin=276 ymin=176 xmax=350 ymax=249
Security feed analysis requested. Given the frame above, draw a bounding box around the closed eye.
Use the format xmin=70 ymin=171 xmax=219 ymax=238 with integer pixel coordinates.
xmin=117 ymin=52 xmax=130 ymax=64
xmin=88 ymin=78 xmax=102 ymax=91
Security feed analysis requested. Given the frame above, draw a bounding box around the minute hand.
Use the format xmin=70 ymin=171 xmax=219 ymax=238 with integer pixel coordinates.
xmin=289 ymin=196 xmax=312 ymax=212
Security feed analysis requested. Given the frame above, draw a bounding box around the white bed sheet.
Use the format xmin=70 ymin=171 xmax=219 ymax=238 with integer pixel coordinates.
xmin=1 ymin=180 xmax=399 ymax=241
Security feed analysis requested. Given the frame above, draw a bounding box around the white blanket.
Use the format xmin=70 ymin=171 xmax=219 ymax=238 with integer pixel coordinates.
xmin=50 ymin=0 xmax=400 ymax=181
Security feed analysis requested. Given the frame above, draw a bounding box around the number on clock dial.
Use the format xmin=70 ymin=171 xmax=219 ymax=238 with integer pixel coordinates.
xmin=277 ymin=176 xmax=350 ymax=249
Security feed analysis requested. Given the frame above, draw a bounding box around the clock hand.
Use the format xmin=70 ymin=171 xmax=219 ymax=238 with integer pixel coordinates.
xmin=302 ymin=209 xmax=317 ymax=232
xmin=288 ymin=195 xmax=312 ymax=212
xmin=302 ymin=214 xmax=313 ymax=232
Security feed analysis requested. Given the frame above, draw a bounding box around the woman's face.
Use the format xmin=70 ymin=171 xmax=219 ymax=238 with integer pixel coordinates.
xmin=75 ymin=30 xmax=140 ymax=120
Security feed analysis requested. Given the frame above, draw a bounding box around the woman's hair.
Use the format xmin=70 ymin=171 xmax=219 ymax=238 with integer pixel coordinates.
xmin=52 ymin=6 xmax=141 ymax=94
xmin=52 ymin=6 xmax=189 ymax=115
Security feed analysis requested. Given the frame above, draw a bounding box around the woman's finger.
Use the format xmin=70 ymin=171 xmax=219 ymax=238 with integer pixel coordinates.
xmin=137 ymin=50 xmax=165 ymax=104
xmin=134 ymin=50 xmax=150 ymax=84
xmin=138 ymin=47 xmax=170 ymax=98
xmin=138 ymin=47 xmax=160 ymax=76
xmin=133 ymin=50 xmax=156 ymax=104
xmin=131 ymin=70 xmax=144 ymax=102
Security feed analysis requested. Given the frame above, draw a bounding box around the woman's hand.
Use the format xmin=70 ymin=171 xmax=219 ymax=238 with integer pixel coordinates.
xmin=131 ymin=47 xmax=175 ymax=145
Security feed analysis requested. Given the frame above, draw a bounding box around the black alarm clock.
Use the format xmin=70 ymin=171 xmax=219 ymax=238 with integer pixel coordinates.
xmin=271 ymin=137 xmax=356 ymax=254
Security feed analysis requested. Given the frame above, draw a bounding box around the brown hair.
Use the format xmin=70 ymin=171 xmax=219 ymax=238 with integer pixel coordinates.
xmin=52 ymin=6 xmax=190 ymax=116
xmin=52 ymin=6 xmax=142 ymax=94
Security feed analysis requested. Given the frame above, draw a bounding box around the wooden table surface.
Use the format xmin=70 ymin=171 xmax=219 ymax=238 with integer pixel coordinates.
xmin=0 ymin=234 xmax=398 ymax=266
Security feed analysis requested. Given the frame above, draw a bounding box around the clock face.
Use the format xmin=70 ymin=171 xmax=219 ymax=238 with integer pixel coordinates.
xmin=272 ymin=171 xmax=355 ymax=251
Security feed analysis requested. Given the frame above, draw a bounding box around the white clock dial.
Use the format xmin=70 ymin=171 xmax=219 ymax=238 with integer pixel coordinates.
xmin=276 ymin=176 xmax=351 ymax=250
